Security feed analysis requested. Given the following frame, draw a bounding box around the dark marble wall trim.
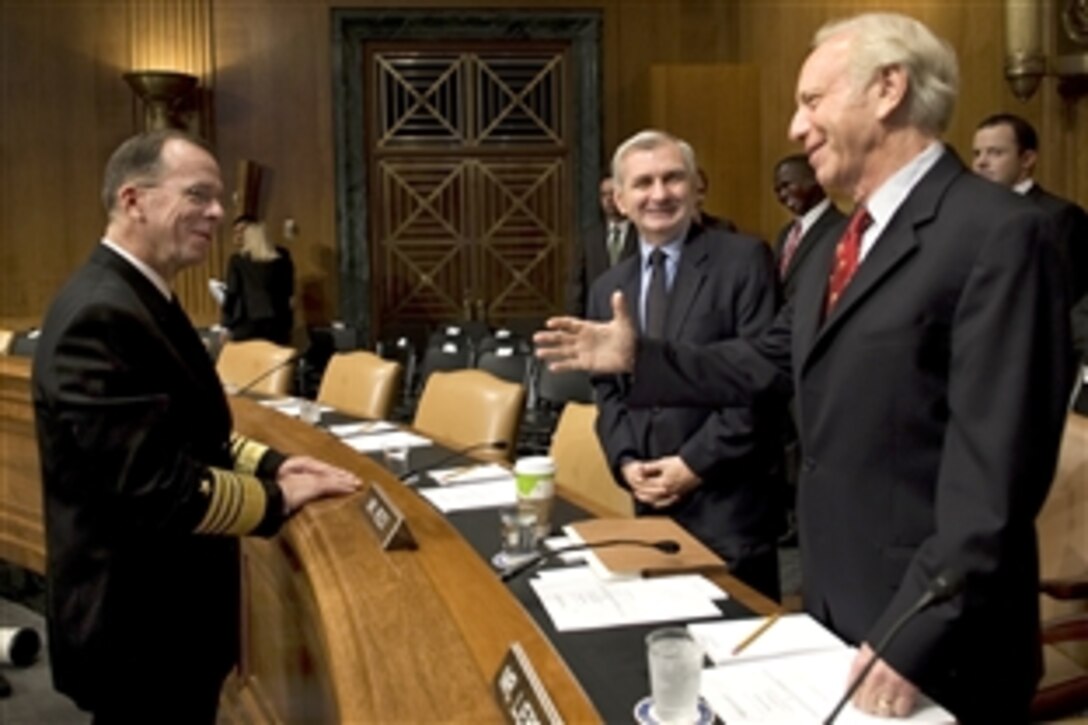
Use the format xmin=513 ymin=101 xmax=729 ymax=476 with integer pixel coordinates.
xmin=331 ymin=9 xmax=603 ymax=341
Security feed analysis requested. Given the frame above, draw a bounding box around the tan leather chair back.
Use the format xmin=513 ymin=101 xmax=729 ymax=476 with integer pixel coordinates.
xmin=413 ymin=369 xmax=524 ymax=462
xmin=550 ymin=402 xmax=633 ymax=518
xmin=0 ymin=329 xmax=12 ymax=355
xmin=317 ymin=351 xmax=402 ymax=420
xmin=216 ymin=339 xmax=297 ymax=396
xmin=1038 ymin=413 xmax=1088 ymax=621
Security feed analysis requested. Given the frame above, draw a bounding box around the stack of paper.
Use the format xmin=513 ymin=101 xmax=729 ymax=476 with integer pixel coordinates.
xmin=328 ymin=420 xmax=397 ymax=438
xmin=429 ymin=463 xmax=513 ymax=486
xmin=340 ymin=430 xmax=431 ymax=453
xmin=418 ymin=480 xmax=517 ymax=512
xmin=258 ymin=397 xmax=334 ymax=418
xmin=528 ymin=566 xmax=725 ymax=631
xmin=690 ymin=615 xmax=955 ymax=723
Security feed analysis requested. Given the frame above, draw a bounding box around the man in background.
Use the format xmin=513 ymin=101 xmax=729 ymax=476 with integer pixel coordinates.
xmin=33 ymin=130 xmax=359 ymax=723
xmin=536 ymin=13 xmax=1072 ymax=721
xmin=589 ymin=130 xmax=783 ymax=599
xmin=694 ymin=166 xmax=739 ymax=232
xmin=972 ymin=112 xmax=1088 ymax=306
xmin=772 ymin=153 xmax=845 ymax=301
xmin=566 ymin=173 xmax=637 ymax=315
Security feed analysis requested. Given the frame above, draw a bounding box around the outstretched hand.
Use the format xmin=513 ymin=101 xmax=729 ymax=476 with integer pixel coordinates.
xmin=277 ymin=455 xmax=361 ymax=515
xmin=533 ymin=290 xmax=636 ymax=374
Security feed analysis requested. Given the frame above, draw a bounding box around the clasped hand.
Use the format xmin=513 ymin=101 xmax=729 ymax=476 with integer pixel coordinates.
xmin=621 ymin=455 xmax=701 ymax=508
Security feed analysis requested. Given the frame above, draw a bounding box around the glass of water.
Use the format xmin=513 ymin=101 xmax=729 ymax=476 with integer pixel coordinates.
xmin=646 ymin=627 xmax=703 ymax=724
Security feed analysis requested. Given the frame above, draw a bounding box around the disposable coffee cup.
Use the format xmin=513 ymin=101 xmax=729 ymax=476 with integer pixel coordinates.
xmin=514 ymin=455 xmax=555 ymax=538
xmin=0 ymin=626 xmax=41 ymax=667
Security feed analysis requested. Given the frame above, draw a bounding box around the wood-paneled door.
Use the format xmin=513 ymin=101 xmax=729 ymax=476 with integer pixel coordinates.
xmin=365 ymin=42 xmax=571 ymax=337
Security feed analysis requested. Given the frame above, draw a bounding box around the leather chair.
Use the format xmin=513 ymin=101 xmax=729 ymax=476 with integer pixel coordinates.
xmin=317 ymin=351 xmax=402 ymax=421
xmin=549 ymin=402 xmax=633 ymax=519
xmin=216 ymin=339 xmax=297 ymax=396
xmin=412 ymin=369 xmax=524 ymax=463
xmin=1032 ymin=412 xmax=1088 ymax=720
xmin=0 ymin=329 xmax=13 ymax=355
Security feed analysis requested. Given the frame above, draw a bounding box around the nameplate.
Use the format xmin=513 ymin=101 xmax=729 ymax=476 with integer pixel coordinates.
xmin=361 ymin=483 xmax=416 ymax=550
xmin=493 ymin=642 xmax=564 ymax=725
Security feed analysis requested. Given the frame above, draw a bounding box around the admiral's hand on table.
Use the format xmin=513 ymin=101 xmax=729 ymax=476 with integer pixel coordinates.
xmin=849 ymin=643 xmax=920 ymax=719
xmin=621 ymin=456 xmax=702 ymax=509
xmin=534 ymin=290 xmax=636 ymax=374
xmin=277 ymin=455 xmax=361 ymax=514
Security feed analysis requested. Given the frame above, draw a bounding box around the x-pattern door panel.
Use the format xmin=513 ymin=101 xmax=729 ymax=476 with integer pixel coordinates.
xmin=367 ymin=43 xmax=570 ymax=335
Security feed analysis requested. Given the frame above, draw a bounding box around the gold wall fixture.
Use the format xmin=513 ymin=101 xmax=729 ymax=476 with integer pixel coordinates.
xmin=1005 ymin=0 xmax=1046 ymax=100
xmin=1005 ymin=0 xmax=1088 ymax=100
xmin=123 ymin=70 xmax=199 ymax=130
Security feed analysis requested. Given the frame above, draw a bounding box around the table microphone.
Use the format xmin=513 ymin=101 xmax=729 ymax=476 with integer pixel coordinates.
xmin=231 ymin=349 xmax=308 ymax=396
xmin=397 ymin=440 xmax=509 ymax=482
xmin=823 ymin=569 xmax=965 ymax=724
xmin=500 ymin=538 xmax=681 ymax=582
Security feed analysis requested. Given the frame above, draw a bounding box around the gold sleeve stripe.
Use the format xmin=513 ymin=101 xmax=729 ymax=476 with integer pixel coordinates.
xmin=230 ymin=433 xmax=269 ymax=475
xmin=194 ymin=468 xmax=268 ymax=536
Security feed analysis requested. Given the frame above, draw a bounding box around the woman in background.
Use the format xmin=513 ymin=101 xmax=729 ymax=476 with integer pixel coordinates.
xmin=221 ymin=217 xmax=295 ymax=345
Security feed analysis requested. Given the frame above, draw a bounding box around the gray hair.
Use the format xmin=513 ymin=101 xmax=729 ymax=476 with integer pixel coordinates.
xmin=815 ymin=13 xmax=959 ymax=135
xmin=611 ymin=129 xmax=697 ymax=184
xmin=101 ymin=130 xmax=212 ymax=213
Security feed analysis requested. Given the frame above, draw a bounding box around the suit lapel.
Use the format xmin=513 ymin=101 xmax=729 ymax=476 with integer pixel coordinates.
xmin=801 ymin=149 xmax=964 ymax=370
xmin=784 ymin=206 xmax=844 ymax=288
xmin=664 ymin=225 xmax=708 ymax=339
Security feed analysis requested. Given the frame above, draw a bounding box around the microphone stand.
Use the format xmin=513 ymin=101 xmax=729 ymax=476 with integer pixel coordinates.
xmin=500 ymin=538 xmax=680 ymax=582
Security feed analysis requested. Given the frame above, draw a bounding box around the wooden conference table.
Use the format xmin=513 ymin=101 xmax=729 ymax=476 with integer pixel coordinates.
xmin=0 ymin=355 xmax=776 ymax=723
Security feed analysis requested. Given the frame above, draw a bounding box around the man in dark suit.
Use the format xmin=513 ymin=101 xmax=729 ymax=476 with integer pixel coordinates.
xmin=694 ymin=167 xmax=739 ymax=233
xmin=589 ymin=131 xmax=783 ymax=599
xmin=536 ymin=13 xmax=1072 ymax=722
xmin=32 ymin=130 xmax=360 ymax=723
xmin=772 ymin=153 xmax=845 ymax=301
xmin=566 ymin=174 xmax=637 ymax=315
xmin=972 ymin=112 xmax=1088 ymax=306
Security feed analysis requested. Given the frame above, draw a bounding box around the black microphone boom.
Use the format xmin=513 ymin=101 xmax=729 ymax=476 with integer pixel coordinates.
xmin=500 ymin=538 xmax=681 ymax=582
xmin=397 ymin=440 xmax=509 ymax=482
xmin=823 ymin=569 xmax=964 ymax=724
xmin=233 ymin=350 xmax=305 ymax=396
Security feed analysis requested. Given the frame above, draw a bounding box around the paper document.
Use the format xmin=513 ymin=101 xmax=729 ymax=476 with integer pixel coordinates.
xmin=430 ymin=463 xmax=513 ymax=486
xmin=328 ymin=420 xmax=396 ymax=438
xmin=689 ymin=613 xmax=845 ymax=664
xmin=257 ymin=398 xmax=334 ymax=418
xmin=700 ymin=648 xmax=954 ymax=724
xmin=340 ymin=430 xmax=431 ymax=453
xmin=418 ymin=480 xmax=516 ymax=512
xmin=529 ymin=566 xmax=723 ymax=631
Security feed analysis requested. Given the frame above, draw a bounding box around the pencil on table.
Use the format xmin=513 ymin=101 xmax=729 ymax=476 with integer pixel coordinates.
xmin=731 ymin=611 xmax=783 ymax=656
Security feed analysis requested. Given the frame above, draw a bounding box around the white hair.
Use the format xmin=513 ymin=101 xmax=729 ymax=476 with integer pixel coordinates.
xmin=611 ymin=129 xmax=697 ymax=184
xmin=816 ymin=12 xmax=959 ymax=135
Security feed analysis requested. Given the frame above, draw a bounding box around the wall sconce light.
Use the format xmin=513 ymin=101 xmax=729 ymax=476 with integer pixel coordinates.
xmin=123 ymin=70 xmax=199 ymax=130
xmin=1004 ymin=0 xmax=1088 ymax=101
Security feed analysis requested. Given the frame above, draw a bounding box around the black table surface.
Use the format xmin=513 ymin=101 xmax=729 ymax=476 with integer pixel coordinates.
xmin=316 ymin=410 xmax=755 ymax=723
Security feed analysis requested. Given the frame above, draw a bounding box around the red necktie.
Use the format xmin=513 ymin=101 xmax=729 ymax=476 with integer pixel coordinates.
xmin=779 ymin=221 xmax=803 ymax=279
xmin=825 ymin=207 xmax=872 ymax=315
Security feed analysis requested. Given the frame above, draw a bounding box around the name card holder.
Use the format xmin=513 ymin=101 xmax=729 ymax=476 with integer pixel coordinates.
xmin=493 ymin=642 xmax=564 ymax=725
xmin=361 ymin=482 xmax=416 ymax=550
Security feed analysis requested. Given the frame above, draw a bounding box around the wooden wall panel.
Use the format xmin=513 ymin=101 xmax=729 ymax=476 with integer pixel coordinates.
xmin=650 ymin=64 xmax=762 ymax=236
xmin=3 ymin=0 xmax=1085 ymax=329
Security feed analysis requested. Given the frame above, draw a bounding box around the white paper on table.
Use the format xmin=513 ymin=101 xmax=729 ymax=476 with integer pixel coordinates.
xmin=528 ymin=566 xmax=723 ymax=631
xmin=340 ymin=430 xmax=432 ymax=453
xmin=700 ymin=648 xmax=954 ymax=724
xmin=328 ymin=420 xmax=396 ymax=438
xmin=429 ymin=463 xmax=514 ymax=486
xmin=418 ymin=480 xmax=517 ymax=512
xmin=689 ymin=613 xmax=845 ymax=665
xmin=257 ymin=398 xmax=334 ymax=418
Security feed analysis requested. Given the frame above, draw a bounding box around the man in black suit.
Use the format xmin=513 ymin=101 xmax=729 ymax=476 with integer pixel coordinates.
xmin=566 ymin=173 xmax=637 ymax=315
xmin=537 ymin=13 xmax=1072 ymax=722
xmin=772 ymin=154 xmax=845 ymax=301
xmin=973 ymin=112 xmax=1088 ymax=306
xmin=589 ymin=130 xmax=783 ymax=599
xmin=32 ymin=130 xmax=360 ymax=723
